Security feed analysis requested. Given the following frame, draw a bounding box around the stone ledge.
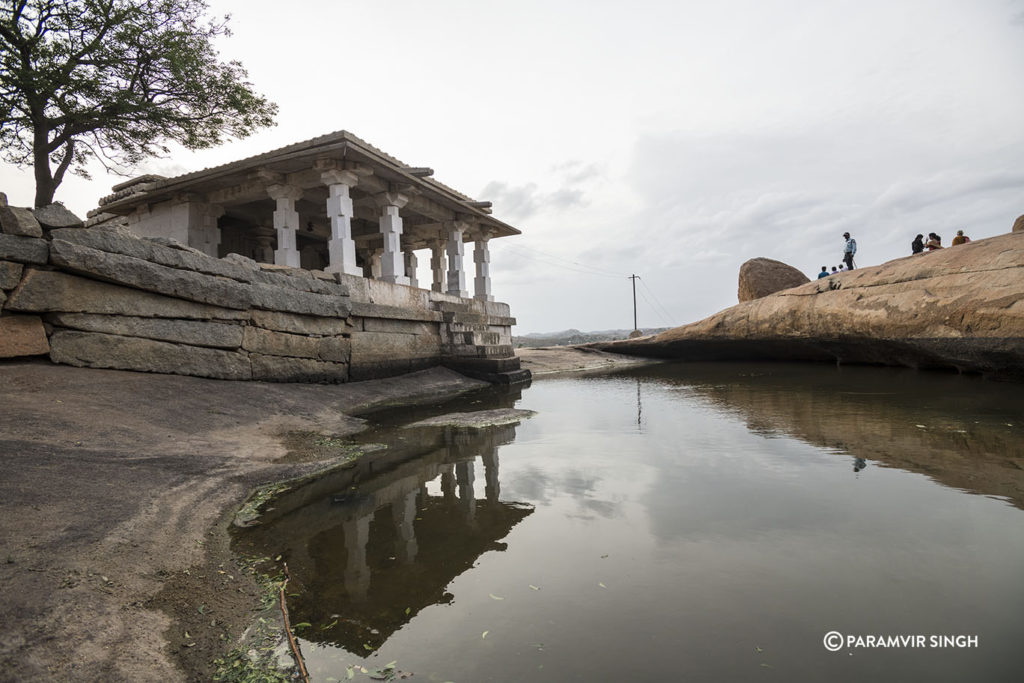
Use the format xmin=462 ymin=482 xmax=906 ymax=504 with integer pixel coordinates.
xmin=47 ymin=313 xmax=244 ymax=349
xmin=250 ymin=353 xmax=348 ymax=383
xmin=50 ymin=239 xmax=252 ymax=310
xmin=6 ymin=270 xmax=249 ymax=320
xmin=50 ymin=228 xmax=254 ymax=283
xmin=0 ymin=234 xmax=49 ymax=264
xmin=49 ymin=330 xmax=252 ymax=380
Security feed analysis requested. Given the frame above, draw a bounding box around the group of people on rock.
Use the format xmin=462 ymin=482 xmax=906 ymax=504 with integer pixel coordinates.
xmin=816 ymin=231 xmax=858 ymax=279
xmin=815 ymin=227 xmax=973 ymax=281
xmin=911 ymin=230 xmax=970 ymax=254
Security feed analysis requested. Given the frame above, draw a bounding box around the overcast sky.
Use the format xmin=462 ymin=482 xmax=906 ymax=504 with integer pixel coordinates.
xmin=2 ymin=0 xmax=1023 ymax=334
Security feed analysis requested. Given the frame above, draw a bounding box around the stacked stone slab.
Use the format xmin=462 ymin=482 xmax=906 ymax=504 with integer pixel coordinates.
xmin=1 ymin=198 xmax=528 ymax=384
xmin=434 ymin=300 xmax=531 ymax=384
xmin=0 ymin=194 xmax=50 ymax=358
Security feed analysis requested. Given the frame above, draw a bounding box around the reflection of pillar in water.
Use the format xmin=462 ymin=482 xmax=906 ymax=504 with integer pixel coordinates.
xmin=455 ymin=459 xmax=476 ymax=520
xmin=440 ymin=465 xmax=456 ymax=502
xmin=342 ymin=514 xmax=372 ymax=601
xmin=393 ymin=490 xmax=418 ymax=563
xmin=482 ymin=446 xmax=500 ymax=502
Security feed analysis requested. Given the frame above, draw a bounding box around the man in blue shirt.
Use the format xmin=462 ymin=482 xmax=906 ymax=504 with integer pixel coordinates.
xmin=842 ymin=232 xmax=857 ymax=270
xmin=817 ymin=266 xmax=829 ymax=279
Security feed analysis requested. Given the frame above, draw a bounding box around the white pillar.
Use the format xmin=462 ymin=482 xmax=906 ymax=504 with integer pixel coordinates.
xmin=342 ymin=514 xmax=372 ymax=601
xmin=267 ymin=184 xmax=303 ymax=268
xmin=446 ymin=221 xmax=469 ymax=298
xmin=392 ymin=490 xmax=418 ymax=564
xmin=473 ymin=230 xmax=494 ymax=302
xmin=321 ymin=169 xmax=363 ymax=277
xmin=376 ymin=192 xmax=410 ymax=285
xmin=430 ymin=238 xmax=447 ymax=293
xmin=404 ymin=249 xmax=419 ymax=289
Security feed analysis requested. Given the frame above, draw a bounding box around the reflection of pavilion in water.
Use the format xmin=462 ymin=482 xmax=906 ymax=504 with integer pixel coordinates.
xmin=240 ymin=419 xmax=532 ymax=653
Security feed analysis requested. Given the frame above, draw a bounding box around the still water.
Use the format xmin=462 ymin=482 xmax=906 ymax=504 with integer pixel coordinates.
xmin=238 ymin=363 xmax=1024 ymax=682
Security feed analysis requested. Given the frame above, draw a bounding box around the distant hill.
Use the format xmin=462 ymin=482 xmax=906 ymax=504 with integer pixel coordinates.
xmin=514 ymin=328 xmax=671 ymax=348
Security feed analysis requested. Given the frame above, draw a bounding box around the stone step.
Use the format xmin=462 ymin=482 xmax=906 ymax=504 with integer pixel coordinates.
xmin=443 ymin=343 xmax=515 ymax=359
xmin=449 ymin=331 xmax=501 ymax=346
xmin=441 ymin=311 xmax=488 ymax=324
xmin=441 ymin=355 xmax=522 ymax=373
xmin=441 ymin=357 xmax=531 ymax=385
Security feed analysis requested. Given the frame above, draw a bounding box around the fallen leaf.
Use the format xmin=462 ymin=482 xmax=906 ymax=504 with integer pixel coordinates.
xmin=598 ymin=582 xmax=607 ymax=588
xmin=489 ymin=593 xmax=504 ymax=600
xmin=528 ymin=585 xmax=540 ymax=591
xmin=482 ymin=631 xmax=489 ymax=639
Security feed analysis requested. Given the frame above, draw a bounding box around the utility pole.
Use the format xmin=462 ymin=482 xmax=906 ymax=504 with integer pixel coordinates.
xmin=629 ymin=274 xmax=639 ymax=333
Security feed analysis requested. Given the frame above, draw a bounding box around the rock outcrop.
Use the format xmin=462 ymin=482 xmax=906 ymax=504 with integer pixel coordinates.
xmin=737 ymin=257 xmax=810 ymax=302
xmin=598 ymin=232 xmax=1024 ymax=380
xmin=1014 ymin=214 xmax=1024 ymax=233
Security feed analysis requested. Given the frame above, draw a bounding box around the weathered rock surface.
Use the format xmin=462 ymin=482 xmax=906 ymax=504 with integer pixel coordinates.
xmin=49 ymin=239 xmax=252 ymax=309
xmin=598 ymin=232 xmax=1024 ymax=380
xmin=0 ymin=260 xmax=23 ymax=290
xmin=49 ymin=330 xmax=252 ymax=380
xmin=404 ymin=408 xmax=537 ymax=429
xmin=32 ymin=203 xmax=84 ymax=230
xmin=1014 ymin=214 xmax=1024 ymax=233
xmin=51 ymin=228 xmax=256 ymax=282
xmin=48 ymin=313 xmax=244 ymax=349
xmin=249 ymin=354 xmax=348 ymax=383
xmin=242 ymin=326 xmax=321 ymax=359
xmin=250 ymin=282 xmax=350 ymax=317
xmin=0 ymin=233 xmax=49 ymax=264
xmin=737 ymin=257 xmax=810 ymax=302
xmin=0 ymin=315 xmax=49 ymax=357
xmin=0 ymin=206 xmax=43 ymax=237
xmin=6 ymin=270 xmax=248 ymax=320
xmin=251 ymin=309 xmax=351 ymax=336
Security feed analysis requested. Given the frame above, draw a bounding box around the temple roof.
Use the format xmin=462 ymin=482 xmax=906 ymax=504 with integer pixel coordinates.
xmin=96 ymin=130 xmax=519 ymax=237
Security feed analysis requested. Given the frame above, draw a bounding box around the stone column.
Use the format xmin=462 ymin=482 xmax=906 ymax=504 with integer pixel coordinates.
xmin=392 ymin=490 xmax=418 ymax=564
xmin=255 ymin=235 xmax=274 ymax=263
xmin=446 ymin=221 xmax=469 ymax=298
xmin=404 ymin=248 xmax=419 ymax=289
xmin=482 ymin=445 xmax=500 ymax=503
xmin=375 ymin=192 xmax=410 ymax=285
xmin=321 ymin=169 xmax=363 ymax=276
xmin=473 ymin=229 xmax=494 ymax=302
xmin=368 ymin=249 xmax=382 ymax=279
xmin=455 ymin=459 xmax=476 ymax=521
xmin=267 ymin=184 xmax=303 ymax=268
xmin=342 ymin=514 xmax=372 ymax=601
xmin=430 ymin=238 xmax=447 ymax=293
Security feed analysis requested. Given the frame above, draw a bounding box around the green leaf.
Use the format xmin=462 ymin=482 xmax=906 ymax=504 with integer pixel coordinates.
xmin=292 ymin=622 xmax=311 ymax=630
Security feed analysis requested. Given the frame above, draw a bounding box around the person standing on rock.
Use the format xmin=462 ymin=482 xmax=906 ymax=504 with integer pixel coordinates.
xmin=842 ymin=232 xmax=857 ymax=270
xmin=952 ymin=229 xmax=971 ymax=245
xmin=912 ymin=234 xmax=924 ymax=254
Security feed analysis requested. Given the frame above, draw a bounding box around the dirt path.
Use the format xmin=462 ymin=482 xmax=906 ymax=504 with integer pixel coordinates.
xmin=0 ymin=360 xmax=489 ymax=682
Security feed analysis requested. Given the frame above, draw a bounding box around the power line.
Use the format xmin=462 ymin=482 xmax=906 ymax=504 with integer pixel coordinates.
xmin=499 ymin=243 xmax=629 ymax=279
xmin=638 ymin=278 xmax=676 ymax=326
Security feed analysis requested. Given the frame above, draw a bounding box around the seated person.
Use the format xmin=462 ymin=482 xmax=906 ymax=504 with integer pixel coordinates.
xmin=925 ymin=233 xmax=943 ymax=250
xmin=817 ymin=266 xmax=829 ymax=279
xmin=951 ymin=229 xmax=970 ymax=245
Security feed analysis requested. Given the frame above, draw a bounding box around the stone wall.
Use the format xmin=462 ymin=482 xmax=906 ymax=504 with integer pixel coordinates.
xmin=1 ymin=197 xmax=520 ymax=383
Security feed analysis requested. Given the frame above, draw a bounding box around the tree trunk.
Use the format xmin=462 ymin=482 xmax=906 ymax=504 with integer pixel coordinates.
xmin=32 ymin=132 xmax=56 ymax=207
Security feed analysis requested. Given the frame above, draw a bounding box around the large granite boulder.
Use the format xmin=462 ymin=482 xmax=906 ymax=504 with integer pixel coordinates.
xmin=598 ymin=232 xmax=1024 ymax=380
xmin=32 ymin=203 xmax=84 ymax=230
xmin=1013 ymin=214 xmax=1024 ymax=233
xmin=737 ymin=257 xmax=810 ymax=302
xmin=0 ymin=206 xmax=43 ymax=237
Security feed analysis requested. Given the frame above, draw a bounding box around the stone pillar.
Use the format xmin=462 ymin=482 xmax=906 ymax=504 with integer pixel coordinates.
xmin=375 ymin=192 xmax=410 ymax=285
xmin=368 ymin=249 xmax=382 ymax=279
xmin=255 ymin=235 xmax=274 ymax=264
xmin=440 ymin=465 xmax=456 ymax=502
xmin=430 ymin=238 xmax=447 ymax=293
xmin=446 ymin=221 xmax=469 ymax=298
xmin=482 ymin=445 xmax=500 ymax=503
xmin=342 ymin=514 xmax=372 ymax=601
xmin=321 ymin=169 xmax=363 ymax=277
xmin=392 ymin=490 xmax=418 ymax=564
xmin=455 ymin=459 xmax=476 ymax=521
xmin=404 ymin=249 xmax=419 ymax=289
xmin=473 ymin=230 xmax=494 ymax=302
xmin=267 ymin=184 xmax=303 ymax=268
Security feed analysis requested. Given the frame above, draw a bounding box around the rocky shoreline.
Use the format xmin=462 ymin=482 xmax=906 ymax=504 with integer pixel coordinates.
xmin=595 ymin=230 xmax=1024 ymax=381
